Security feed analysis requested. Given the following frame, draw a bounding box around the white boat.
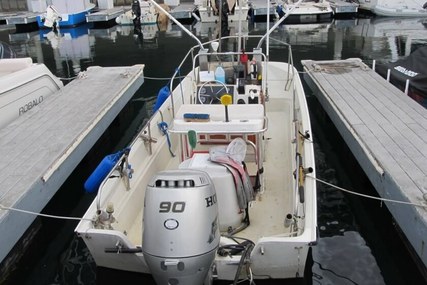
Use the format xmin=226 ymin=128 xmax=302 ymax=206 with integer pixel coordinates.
xmin=0 ymin=58 xmax=63 ymax=130
xmin=115 ymin=1 xmax=159 ymax=25
xmin=276 ymin=0 xmax=334 ymax=22
xmin=36 ymin=0 xmax=96 ymax=28
xmin=358 ymin=0 xmax=427 ymax=16
xmin=196 ymin=0 xmax=250 ymax=22
xmin=75 ymin=1 xmax=317 ymax=283
xmin=374 ymin=0 xmax=427 ymax=17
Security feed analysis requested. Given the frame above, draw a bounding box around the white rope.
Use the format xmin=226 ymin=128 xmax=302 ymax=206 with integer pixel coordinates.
xmin=143 ymin=75 xmax=187 ymax=80
xmin=308 ymin=175 xmax=427 ymax=209
xmin=57 ymin=75 xmax=188 ymax=82
xmin=0 ymin=203 xmax=94 ymax=222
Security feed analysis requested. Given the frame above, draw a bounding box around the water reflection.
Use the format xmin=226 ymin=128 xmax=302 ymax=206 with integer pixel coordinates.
xmin=313 ymin=231 xmax=385 ymax=285
xmin=39 ymin=24 xmax=94 ymax=76
xmin=351 ymin=17 xmax=427 ymax=62
xmin=0 ymin=40 xmax=15 ymax=58
xmin=0 ymin=15 xmax=426 ymax=285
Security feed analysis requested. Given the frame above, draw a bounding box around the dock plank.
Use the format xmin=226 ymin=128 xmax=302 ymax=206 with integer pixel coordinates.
xmin=86 ymin=6 xmax=129 ymax=22
xmin=170 ymin=3 xmax=196 ymax=20
xmin=3 ymin=11 xmax=39 ymax=25
xmin=302 ymin=58 xmax=427 ymax=270
xmin=0 ymin=64 xmax=144 ymax=264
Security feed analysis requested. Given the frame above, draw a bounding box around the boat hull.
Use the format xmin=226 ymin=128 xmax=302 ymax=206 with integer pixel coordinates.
xmin=374 ymin=6 xmax=427 ymax=17
xmin=0 ymin=58 xmax=63 ymax=129
xmin=37 ymin=4 xmax=95 ymax=28
xmin=358 ymin=0 xmax=427 ymax=16
xmin=76 ymin=59 xmax=316 ymax=281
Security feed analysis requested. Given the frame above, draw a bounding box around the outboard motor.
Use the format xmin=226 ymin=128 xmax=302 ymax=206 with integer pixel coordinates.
xmin=142 ymin=170 xmax=220 ymax=285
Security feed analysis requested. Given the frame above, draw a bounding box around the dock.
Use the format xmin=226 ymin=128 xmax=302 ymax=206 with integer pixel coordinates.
xmin=1 ymin=11 xmax=39 ymax=25
xmin=301 ymin=58 xmax=427 ymax=270
xmin=249 ymin=0 xmax=276 ymax=17
xmin=328 ymin=0 xmax=359 ymax=15
xmin=169 ymin=3 xmax=196 ymax=21
xmin=86 ymin=6 xmax=129 ymax=23
xmin=0 ymin=64 xmax=144 ymax=265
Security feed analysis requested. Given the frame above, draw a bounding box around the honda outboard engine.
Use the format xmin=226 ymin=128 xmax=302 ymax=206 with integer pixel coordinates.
xmin=142 ymin=170 xmax=220 ymax=285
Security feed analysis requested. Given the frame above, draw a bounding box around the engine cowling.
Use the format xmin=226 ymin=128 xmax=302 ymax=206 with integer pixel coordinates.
xmin=142 ymin=169 xmax=220 ymax=285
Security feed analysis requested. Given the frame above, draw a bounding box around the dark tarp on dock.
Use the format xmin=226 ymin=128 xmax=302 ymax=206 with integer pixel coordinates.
xmin=376 ymin=46 xmax=427 ymax=108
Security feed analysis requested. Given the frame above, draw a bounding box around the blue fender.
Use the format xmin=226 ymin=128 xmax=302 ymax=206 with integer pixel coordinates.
xmin=84 ymin=151 xmax=123 ymax=193
xmin=153 ymin=85 xmax=171 ymax=113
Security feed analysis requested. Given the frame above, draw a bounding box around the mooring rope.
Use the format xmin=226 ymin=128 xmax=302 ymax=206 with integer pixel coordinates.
xmin=2 ymin=175 xmax=424 ymax=222
xmin=0 ymin=203 xmax=94 ymax=221
xmin=143 ymin=75 xmax=187 ymax=81
xmin=308 ymin=175 xmax=427 ymax=209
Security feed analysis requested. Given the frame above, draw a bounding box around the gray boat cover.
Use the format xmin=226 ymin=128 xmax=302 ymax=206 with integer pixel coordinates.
xmin=376 ymin=46 xmax=427 ymax=108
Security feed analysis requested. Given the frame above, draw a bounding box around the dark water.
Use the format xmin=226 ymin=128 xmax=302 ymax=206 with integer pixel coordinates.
xmin=1 ymin=16 xmax=427 ymax=285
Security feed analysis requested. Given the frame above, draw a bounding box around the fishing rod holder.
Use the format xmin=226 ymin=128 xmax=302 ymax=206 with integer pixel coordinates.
xmin=140 ymin=133 xmax=157 ymax=144
xmin=140 ymin=123 xmax=157 ymax=155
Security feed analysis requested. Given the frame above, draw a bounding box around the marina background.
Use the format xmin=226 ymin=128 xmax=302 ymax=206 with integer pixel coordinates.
xmin=0 ymin=14 xmax=426 ymax=284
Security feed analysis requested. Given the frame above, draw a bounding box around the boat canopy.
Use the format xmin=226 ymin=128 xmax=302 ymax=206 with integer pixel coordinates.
xmin=376 ymin=46 xmax=427 ymax=107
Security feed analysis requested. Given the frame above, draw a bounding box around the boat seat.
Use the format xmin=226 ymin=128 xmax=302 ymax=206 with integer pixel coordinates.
xmin=171 ymin=104 xmax=266 ymax=133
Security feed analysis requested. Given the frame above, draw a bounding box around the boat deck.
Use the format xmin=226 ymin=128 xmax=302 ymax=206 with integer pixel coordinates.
xmin=86 ymin=6 xmax=129 ymax=23
xmin=302 ymin=58 xmax=427 ymax=268
xmin=0 ymin=64 xmax=144 ymax=263
xmin=239 ymin=100 xmax=293 ymax=240
xmin=127 ymin=98 xmax=294 ymax=245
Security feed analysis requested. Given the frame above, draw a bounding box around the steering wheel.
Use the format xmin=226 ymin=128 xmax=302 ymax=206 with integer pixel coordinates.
xmin=197 ymin=80 xmax=230 ymax=104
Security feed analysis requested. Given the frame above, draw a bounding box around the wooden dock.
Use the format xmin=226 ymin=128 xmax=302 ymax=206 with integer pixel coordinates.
xmin=328 ymin=0 xmax=359 ymax=15
xmin=249 ymin=0 xmax=276 ymax=17
xmin=302 ymin=58 xmax=427 ymax=270
xmin=86 ymin=6 xmax=129 ymax=23
xmin=1 ymin=11 xmax=39 ymax=25
xmin=169 ymin=3 xmax=196 ymax=21
xmin=0 ymin=64 xmax=144 ymax=265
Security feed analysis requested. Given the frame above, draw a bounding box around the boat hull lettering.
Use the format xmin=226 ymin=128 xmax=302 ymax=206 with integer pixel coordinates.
xmin=19 ymin=96 xmax=44 ymax=115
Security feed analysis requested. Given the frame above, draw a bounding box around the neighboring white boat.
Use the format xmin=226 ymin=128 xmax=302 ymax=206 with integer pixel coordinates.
xmin=374 ymin=0 xmax=427 ymax=17
xmin=0 ymin=58 xmax=63 ymax=130
xmin=37 ymin=0 xmax=96 ymax=28
xmin=115 ymin=1 xmax=159 ymax=25
xmin=357 ymin=0 xmax=427 ymax=16
xmin=75 ymin=1 xmax=317 ymax=283
xmin=195 ymin=0 xmax=250 ymax=22
xmin=276 ymin=0 xmax=334 ymax=22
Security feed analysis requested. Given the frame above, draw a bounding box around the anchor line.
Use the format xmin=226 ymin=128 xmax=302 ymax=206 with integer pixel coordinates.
xmin=308 ymin=175 xmax=427 ymax=208
xmin=0 ymin=203 xmax=94 ymax=222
